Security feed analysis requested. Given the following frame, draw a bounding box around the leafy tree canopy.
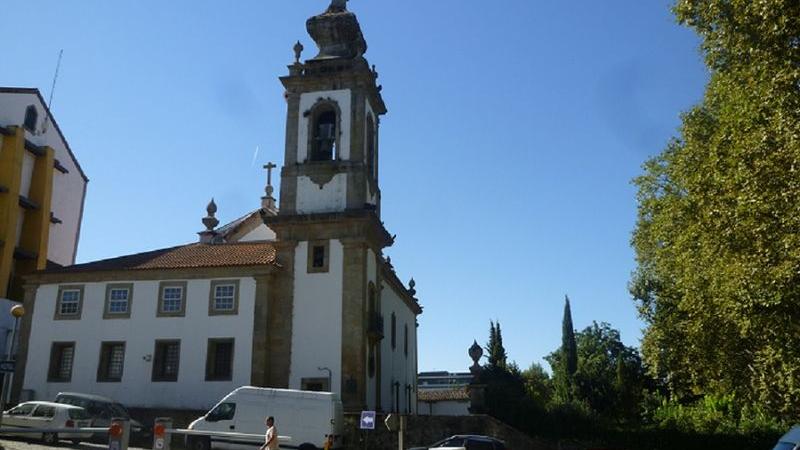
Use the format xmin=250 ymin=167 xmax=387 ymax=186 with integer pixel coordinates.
xmin=631 ymin=0 xmax=800 ymax=419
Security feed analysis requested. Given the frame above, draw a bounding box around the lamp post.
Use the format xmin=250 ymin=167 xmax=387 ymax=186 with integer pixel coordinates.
xmin=0 ymin=304 xmax=25 ymax=432
xmin=318 ymin=367 xmax=332 ymax=392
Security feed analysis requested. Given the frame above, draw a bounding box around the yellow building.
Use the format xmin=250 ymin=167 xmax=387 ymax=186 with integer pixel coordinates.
xmin=0 ymin=87 xmax=87 ymax=302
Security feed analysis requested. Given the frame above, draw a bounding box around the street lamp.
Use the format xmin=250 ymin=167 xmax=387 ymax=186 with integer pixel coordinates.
xmin=0 ymin=304 xmax=24 ymax=431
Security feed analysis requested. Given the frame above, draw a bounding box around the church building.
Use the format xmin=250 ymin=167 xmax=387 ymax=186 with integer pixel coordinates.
xmin=12 ymin=1 xmax=421 ymax=415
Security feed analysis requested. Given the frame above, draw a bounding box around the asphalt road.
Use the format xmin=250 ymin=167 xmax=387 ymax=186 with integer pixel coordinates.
xmin=0 ymin=437 xmax=148 ymax=450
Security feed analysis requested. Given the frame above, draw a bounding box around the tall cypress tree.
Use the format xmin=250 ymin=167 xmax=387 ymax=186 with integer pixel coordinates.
xmin=562 ymin=296 xmax=578 ymax=378
xmin=487 ymin=321 xmax=498 ymax=368
xmin=495 ymin=321 xmax=508 ymax=370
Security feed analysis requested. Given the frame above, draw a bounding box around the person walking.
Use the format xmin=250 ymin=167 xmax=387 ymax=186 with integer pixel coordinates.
xmin=260 ymin=416 xmax=279 ymax=450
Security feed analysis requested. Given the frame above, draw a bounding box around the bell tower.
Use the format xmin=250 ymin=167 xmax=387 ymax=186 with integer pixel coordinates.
xmin=277 ymin=0 xmax=385 ymax=216
xmin=263 ymin=0 xmax=393 ymax=412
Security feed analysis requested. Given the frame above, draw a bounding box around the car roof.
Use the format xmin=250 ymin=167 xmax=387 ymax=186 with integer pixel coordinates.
xmin=450 ymin=435 xmax=501 ymax=441
xmin=57 ymin=392 xmax=118 ymax=403
xmin=19 ymin=401 xmax=83 ymax=410
xmin=779 ymin=426 xmax=800 ymax=444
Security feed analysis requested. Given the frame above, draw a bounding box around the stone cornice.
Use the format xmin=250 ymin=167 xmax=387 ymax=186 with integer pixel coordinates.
xmin=264 ymin=210 xmax=393 ymax=251
xmin=24 ymin=264 xmax=279 ymax=286
xmin=280 ymin=62 xmax=387 ymax=115
xmin=381 ymin=262 xmax=422 ymax=316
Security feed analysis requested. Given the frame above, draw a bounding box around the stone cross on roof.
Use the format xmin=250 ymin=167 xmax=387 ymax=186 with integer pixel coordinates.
xmin=262 ymin=162 xmax=278 ymax=211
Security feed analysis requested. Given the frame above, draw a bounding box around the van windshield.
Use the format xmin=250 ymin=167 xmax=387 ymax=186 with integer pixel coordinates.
xmin=206 ymin=403 xmax=236 ymax=422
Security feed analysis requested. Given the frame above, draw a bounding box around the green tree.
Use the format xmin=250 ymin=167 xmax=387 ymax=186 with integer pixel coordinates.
xmin=548 ymin=322 xmax=645 ymax=420
xmin=550 ymin=296 xmax=578 ymax=402
xmin=631 ymin=0 xmax=800 ymax=419
xmin=486 ymin=320 xmax=508 ymax=370
xmin=522 ymin=362 xmax=553 ymax=408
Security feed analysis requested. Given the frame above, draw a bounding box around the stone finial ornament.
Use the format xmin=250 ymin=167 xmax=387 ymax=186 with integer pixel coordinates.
xmin=307 ymin=0 xmax=366 ymax=60
xmin=203 ymin=199 xmax=219 ymax=231
xmin=199 ymin=198 xmax=221 ymax=244
xmin=293 ymin=41 xmax=304 ymax=63
xmin=408 ymin=278 xmax=417 ymax=297
xmin=469 ymin=340 xmax=483 ymax=376
xmin=327 ymin=0 xmax=348 ymax=13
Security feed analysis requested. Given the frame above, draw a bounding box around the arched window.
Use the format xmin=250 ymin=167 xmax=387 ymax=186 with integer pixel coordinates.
xmin=366 ymin=115 xmax=376 ymax=179
xmin=23 ymin=105 xmax=38 ymax=132
xmin=311 ymin=108 xmax=337 ymax=161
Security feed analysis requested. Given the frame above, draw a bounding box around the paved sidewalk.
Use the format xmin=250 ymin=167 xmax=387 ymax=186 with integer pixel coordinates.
xmin=0 ymin=438 xmax=148 ymax=450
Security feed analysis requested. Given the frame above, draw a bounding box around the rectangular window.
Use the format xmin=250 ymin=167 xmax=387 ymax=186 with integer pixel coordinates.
xmin=104 ymin=284 xmax=133 ymax=319
xmin=97 ymin=342 xmax=126 ymax=382
xmin=47 ymin=342 xmax=75 ymax=382
xmin=307 ymin=240 xmax=330 ymax=273
xmin=55 ymin=286 xmax=84 ymax=320
xmin=158 ymin=282 xmax=187 ymax=317
xmin=205 ymin=338 xmax=234 ymax=381
xmin=209 ymin=280 xmax=239 ymax=316
xmin=152 ymin=340 xmax=181 ymax=382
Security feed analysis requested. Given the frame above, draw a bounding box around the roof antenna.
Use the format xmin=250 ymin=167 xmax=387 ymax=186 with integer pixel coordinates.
xmin=41 ymin=49 xmax=63 ymax=135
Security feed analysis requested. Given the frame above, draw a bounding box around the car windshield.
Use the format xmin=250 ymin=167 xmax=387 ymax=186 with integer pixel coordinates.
xmin=438 ymin=438 xmax=465 ymax=447
xmin=68 ymin=409 xmax=91 ymax=420
xmin=109 ymin=403 xmax=129 ymax=418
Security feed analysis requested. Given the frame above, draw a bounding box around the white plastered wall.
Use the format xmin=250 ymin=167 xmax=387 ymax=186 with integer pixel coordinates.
xmin=289 ymin=240 xmax=344 ymax=395
xmin=364 ymin=99 xmax=378 ymax=207
xmin=380 ymin=280 xmax=418 ymax=414
xmin=0 ymin=92 xmax=87 ymax=266
xmin=296 ymin=174 xmax=348 ymax=214
xmin=24 ymin=277 xmax=257 ymax=410
xmin=238 ymin=224 xmax=276 ymax=242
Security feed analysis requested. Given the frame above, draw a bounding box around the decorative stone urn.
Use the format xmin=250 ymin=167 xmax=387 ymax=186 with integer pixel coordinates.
xmin=306 ymin=4 xmax=367 ymax=60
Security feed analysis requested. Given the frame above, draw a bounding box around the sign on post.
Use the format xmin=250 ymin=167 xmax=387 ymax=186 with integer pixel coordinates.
xmin=0 ymin=361 xmax=15 ymax=373
xmin=359 ymin=411 xmax=376 ymax=430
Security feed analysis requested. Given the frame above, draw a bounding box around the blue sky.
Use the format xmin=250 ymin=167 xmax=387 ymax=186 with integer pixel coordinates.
xmin=0 ymin=1 xmax=708 ymax=373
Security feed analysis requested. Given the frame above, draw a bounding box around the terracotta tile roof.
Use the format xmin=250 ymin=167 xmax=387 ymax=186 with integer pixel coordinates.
xmin=43 ymin=242 xmax=277 ymax=274
xmin=417 ymin=388 xmax=470 ymax=402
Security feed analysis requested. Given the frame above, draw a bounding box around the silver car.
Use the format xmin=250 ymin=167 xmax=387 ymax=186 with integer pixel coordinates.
xmin=1 ymin=401 xmax=93 ymax=445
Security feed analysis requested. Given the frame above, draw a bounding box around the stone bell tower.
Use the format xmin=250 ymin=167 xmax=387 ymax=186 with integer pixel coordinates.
xmin=263 ymin=0 xmax=393 ymax=412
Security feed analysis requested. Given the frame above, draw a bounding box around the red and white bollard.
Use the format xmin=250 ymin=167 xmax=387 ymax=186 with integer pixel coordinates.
xmin=153 ymin=418 xmax=172 ymax=450
xmin=108 ymin=418 xmax=130 ymax=450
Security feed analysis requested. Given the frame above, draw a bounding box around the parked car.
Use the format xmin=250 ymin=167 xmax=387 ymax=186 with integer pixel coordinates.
xmin=1 ymin=401 xmax=93 ymax=446
xmin=773 ymin=426 xmax=800 ymax=450
xmin=408 ymin=435 xmax=507 ymax=450
xmin=53 ymin=392 xmax=149 ymax=443
xmin=187 ymin=386 xmax=345 ymax=450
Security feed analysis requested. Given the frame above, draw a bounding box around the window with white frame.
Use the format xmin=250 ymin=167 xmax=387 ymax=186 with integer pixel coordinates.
xmin=209 ymin=280 xmax=239 ymax=315
xmin=214 ymin=285 xmax=235 ymax=311
xmin=158 ymin=282 xmax=187 ymax=317
xmin=55 ymin=286 xmax=83 ymax=320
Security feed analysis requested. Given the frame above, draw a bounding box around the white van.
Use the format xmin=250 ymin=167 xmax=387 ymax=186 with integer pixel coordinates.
xmin=187 ymin=387 xmax=344 ymax=450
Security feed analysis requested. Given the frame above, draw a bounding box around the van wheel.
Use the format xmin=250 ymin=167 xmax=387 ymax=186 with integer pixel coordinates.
xmin=42 ymin=432 xmax=59 ymax=445
xmin=187 ymin=436 xmax=210 ymax=450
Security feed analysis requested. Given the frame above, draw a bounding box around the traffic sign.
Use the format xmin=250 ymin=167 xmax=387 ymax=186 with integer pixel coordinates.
xmin=0 ymin=360 xmax=15 ymax=373
xmin=359 ymin=411 xmax=376 ymax=430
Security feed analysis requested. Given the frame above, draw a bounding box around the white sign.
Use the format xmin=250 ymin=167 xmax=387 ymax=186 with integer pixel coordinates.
xmin=360 ymin=411 xmax=376 ymax=430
